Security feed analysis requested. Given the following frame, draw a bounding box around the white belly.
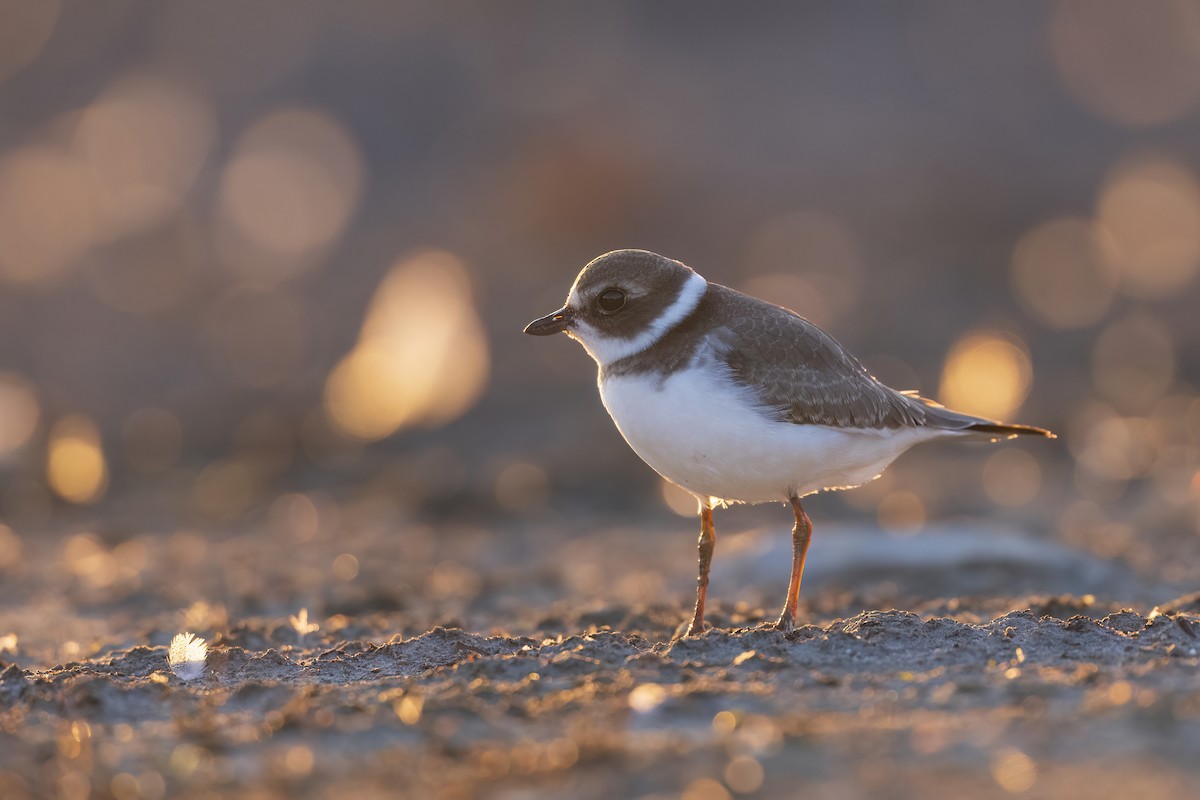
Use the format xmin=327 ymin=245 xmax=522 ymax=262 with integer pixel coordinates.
xmin=599 ymin=366 xmax=944 ymax=505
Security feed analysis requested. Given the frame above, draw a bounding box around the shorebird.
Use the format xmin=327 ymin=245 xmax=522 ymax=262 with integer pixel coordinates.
xmin=525 ymin=250 xmax=1053 ymax=635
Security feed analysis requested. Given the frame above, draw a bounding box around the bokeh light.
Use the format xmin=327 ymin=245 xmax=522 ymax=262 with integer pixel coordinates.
xmin=938 ymin=331 xmax=1032 ymax=421
xmin=1074 ymin=414 xmax=1158 ymax=483
xmin=0 ymin=146 xmax=96 ymax=286
xmin=681 ymin=778 xmax=731 ymax=800
xmin=1096 ymin=154 xmax=1200 ymax=298
xmin=1092 ymin=314 xmax=1176 ymax=413
xmin=724 ymin=756 xmax=765 ymax=795
xmin=62 ymin=533 xmax=117 ymax=589
xmin=216 ymin=108 xmax=364 ymax=283
xmin=1051 ymin=0 xmax=1200 ymax=127
xmin=0 ymin=372 xmax=41 ymax=458
xmin=1010 ymin=218 xmax=1118 ymax=328
xmin=74 ymin=72 xmax=216 ymax=242
xmin=739 ymin=211 xmax=864 ymax=330
xmin=990 ymin=746 xmax=1037 ymax=793
xmin=0 ymin=0 xmax=60 ymax=84
xmin=269 ymin=493 xmax=321 ymax=543
xmin=628 ymin=683 xmax=667 ymax=713
xmin=332 ymin=553 xmax=360 ymax=582
xmin=46 ymin=415 xmax=109 ymax=505
xmin=324 ymin=250 xmax=490 ymax=441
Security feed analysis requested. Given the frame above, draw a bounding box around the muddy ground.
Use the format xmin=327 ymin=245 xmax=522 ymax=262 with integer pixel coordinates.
xmin=1 ymin=495 xmax=1199 ymax=800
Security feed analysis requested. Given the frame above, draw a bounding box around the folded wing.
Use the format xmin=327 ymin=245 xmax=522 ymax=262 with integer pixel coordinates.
xmin=710 ymin=289 xmax=1051 ymax=438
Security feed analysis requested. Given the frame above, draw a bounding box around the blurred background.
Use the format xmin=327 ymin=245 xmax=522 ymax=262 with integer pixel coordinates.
xmin=2 ymin=0 xmax=1200 ymax=637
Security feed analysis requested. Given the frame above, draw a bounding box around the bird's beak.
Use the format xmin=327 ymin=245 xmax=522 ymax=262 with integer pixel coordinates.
xmin=523 ymin=306 xmax=574 ymax=336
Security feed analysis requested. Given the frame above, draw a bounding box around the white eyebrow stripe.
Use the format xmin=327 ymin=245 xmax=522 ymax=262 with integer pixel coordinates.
xmin=574 ymin=270 xmax=708 ymax=366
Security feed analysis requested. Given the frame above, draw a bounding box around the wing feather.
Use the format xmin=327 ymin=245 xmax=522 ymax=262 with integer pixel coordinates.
xmin=708 ymin=290 xmax=925 ymax=429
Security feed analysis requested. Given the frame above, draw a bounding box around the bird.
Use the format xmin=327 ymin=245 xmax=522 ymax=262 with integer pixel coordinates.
xmin=524 ymin=249 xmax=1054 ymax=636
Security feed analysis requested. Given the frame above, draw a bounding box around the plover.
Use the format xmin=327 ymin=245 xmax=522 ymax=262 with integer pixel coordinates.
xmin=525 ymin=249 xmax=1053 ymax=635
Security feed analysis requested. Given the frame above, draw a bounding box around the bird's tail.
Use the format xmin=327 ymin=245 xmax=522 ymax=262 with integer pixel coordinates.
xmin=899 ymin=391 xmax=1056 ymax=440
xmin=962 ymin=421 xmax=1055 ymax=439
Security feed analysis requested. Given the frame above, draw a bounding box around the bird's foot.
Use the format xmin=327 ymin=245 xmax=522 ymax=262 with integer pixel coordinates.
xmin=772 ymin=613 xmax=795 ymax=634
xmin=683 ymin=620 xmax=708 ymax=637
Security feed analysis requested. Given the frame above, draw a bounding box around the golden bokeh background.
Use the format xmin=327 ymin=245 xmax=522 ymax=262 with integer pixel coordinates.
xmin=1 ymin=1 xmax=1199 ymax=600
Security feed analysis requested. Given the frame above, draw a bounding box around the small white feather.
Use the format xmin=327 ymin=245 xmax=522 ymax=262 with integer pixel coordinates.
xmin=168 ymin=632 xmax=207 ymax=681
xmin=289 ymin=608 xmax=320 ymax=644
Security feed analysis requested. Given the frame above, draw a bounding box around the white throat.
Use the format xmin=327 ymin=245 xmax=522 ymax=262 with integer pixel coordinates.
xmin=570 ymin=271 xmax=708 ymax=366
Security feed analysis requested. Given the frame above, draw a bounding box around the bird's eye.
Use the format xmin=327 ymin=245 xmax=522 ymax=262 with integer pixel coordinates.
xmin=596 ymin=288 xmax=626 ymax=314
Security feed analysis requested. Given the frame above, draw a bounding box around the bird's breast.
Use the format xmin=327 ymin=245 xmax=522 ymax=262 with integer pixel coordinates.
xmin=597 ymin=365 xmax=938 ymax=504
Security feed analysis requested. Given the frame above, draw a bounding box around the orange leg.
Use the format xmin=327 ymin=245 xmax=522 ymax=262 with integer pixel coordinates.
xmin=685 ymin=504 xmax=716 ymax=636
xmin=775 ymin=494 xmax=812 ymax=633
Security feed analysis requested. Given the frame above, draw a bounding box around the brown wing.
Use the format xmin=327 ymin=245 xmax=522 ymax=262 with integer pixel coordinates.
xmin=708 ymin=289 xmax=926 ymax=429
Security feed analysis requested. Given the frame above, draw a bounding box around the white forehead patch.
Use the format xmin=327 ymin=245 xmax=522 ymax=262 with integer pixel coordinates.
xmin=570 ymin=270 xmax=708 ymax=366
